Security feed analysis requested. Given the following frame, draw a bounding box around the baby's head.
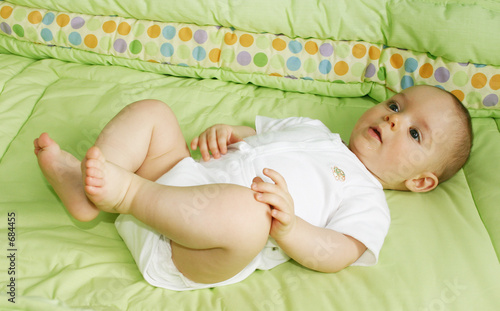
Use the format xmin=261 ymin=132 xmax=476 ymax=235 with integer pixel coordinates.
xmin=349 ymin=85 xmax=472 ymax=192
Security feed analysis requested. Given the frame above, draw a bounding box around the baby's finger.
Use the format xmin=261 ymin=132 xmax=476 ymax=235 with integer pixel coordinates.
xmin=216 ymin=128 xmax=229 ymax=155
xmin=263 ymin=168 xmax=288 ymax=189
xmin=254 ymin=192 xmax=289 ymax=212
xmin=207 ymin=129 xmax=222 ymax=159
xmin=197 ymin=134 xmax=211 ymax=161
xmin=271 ymin=208 xmax=293 ymax=226
xmin=190 ymin=136 xmax=199 ymax=150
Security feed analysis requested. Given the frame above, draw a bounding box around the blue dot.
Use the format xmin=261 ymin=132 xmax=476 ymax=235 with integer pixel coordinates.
xmin=401 ymin=75 xmax=414 ymax=89
xmin=160 ymin=43 xmax=174 ymax=57
xmin=318 ymin=60 xmax=332 ymax=74
xmin=68 ymin=32 xmax=82 ymax=45
xmin=42 ymin=12 xmax=55 ymax=25
xmin=41 ymin=28 xmax=53 ymax=41
xmin=404 ymin=58 xmax=418 ymax=73
xmin=286 ymin=57 xmax=301 ymax=71
xmin=162 ymin=26 xmax=176 ymax=40
xmin=288 ymin=40 xmax=302 ymax=54
xmin=192 ymin=46 xmax=206 ymax=61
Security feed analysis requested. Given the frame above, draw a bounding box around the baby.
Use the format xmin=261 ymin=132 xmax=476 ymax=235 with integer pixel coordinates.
xmin=34 ymin=85 xmax=472 ymax=290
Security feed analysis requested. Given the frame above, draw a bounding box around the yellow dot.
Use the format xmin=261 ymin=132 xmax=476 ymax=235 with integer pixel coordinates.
xmin=419 ymin=63 xmax=433 ymax=79
xmin=102 ymin=20 xmax=116 ymax=33
xmin=270 ymin=73 xmax=283 ymax=77
xmin=239 ymin=34 xmax=254 ymax=47
xmin=305 ymin=41 xmax=318 ymax=55
xmin=56 ymin=14 xmax=70 ymax=27
xmin=489 ymin=74 xmax=500 ymax=90
xmin=209 ymin=48 xmax=221 ymax=63
xmin=368 ymin=46 xmax=381 ymax=60
xmin=451 ymin=90 xmax=465 ymax=102
xmin=117 ymin=22 xmax=131 ymax=36
xmin=471 ymin=73 xmax=487 ymax=89
xmin=0 ymin=6 xmax=13 ymax=19
xmin=84 ymin=34 xmax=98 ymax=49
xmin=224 ymin=32 xmax=237 ymax=45
xmin=147 ymin=25 xmax=161 ymax=38
xmin=390 ymin=54 xmax=403 ymax=69
xmin=334 ymin=61 xmax=349 ymax=76
xmin=28 ymin=11 xmax=42 ymax=24
xmin=272 ymin=38 xmax=286 ymax=51
xmin=352 ymin=44 xmax=367 ymax=59
xmin=179 ymin=27 xmax=193 ymax=41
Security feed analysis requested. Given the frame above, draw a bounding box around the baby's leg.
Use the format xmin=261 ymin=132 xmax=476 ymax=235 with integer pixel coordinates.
xmin=84 ymin=147 xmax=271 ymax=284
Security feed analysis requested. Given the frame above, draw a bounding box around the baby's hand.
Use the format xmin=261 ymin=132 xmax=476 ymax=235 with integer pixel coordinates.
xmin=190 ymin=124 xmax=243 ymax=161
xmin=252 ymin=168 xmax=296 ymax=241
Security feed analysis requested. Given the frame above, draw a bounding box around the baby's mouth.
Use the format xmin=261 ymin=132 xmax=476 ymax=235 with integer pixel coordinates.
xmin=368 ymin=127 xmax=382 ymax=142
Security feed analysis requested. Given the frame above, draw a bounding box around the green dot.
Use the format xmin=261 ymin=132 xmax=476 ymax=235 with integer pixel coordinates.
xmin=256 ymin=36 xmax=270 ymax=49
xmin=86 ymin=19 xmax=101 ymax=31
xmin=379 ymin=50 xmax=389 ymax=63
xmin=13 ymin=8 xmax=27 ymax=22
xmin=12 ymin=24 xmax=24 ymax=37
xmin=304 ymin=58 xmax=317 ymax=73
xmin=220 ymin=49 xmax=235 ymax=63
xmin=129 ymin=40 xmax=142 ymax=54
xmin=177 ymin=45 xmax=191 ymax=60
xmin=99 ymin=36 xmax=112 ymax=50
xmin=253 ymin=52 xmax=268 ymax=67
xmin=452 ymin=71 xmax=468 ymax=87
xmin=25 ymin=27 xmax=38 ymax=41
xmin=336 ymin=44 xmax=350 ymax=58
xmin=270 ymin=54 xmax=284 ymax=69
xmin=386 ymin=71 xmax=399 ymax=87
xmin=133 ymin=23 xmax=145 ymax=37
xmin=466 ymin=91 xmax=482 ymax=107
xmin=351 ymin=62 xmax=365 ymax=77
xmin=145 ymin=41 xmax=159 ymax=56
xmin=377 ymin=67 xmax=386 ymax=80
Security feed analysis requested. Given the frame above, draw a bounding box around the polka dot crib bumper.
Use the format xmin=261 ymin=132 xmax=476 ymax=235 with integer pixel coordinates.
xmin=1 ymin=2 xmax=499 ymax=109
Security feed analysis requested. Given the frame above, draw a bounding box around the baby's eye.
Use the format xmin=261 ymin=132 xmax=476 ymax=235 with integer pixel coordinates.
xmin=410 ymin=128 xmax=420 ymax=141
xmin=388 ymin=102 xmax=399 ymax=112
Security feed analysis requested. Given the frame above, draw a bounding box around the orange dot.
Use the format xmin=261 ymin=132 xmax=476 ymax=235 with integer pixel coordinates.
xmin=471 ymin=73 xmax=487 ymax=89
xmin=390 ymin=54 xmax=403 ymax=69
xmin=118 ymin=22 xmax=131 ymax=36
xmin=179 ymin=27 xmax=193 ymax=41
xmin=305 ymin=41 xmax=318 ymax=55
xmin=272 ymin=38 xmax=286 ymax=51
xmin=489 ymin=74 xmax=500 ymax=90
xmin=451 ymin=90 xmax=465 ymax=102
xmin=368 ymin=46 xmax=381 ymax=60
xmin=352 ymin=44 xmax=367 ymax=59
xmin=56 ymin=14 xmax=70 ymax=27
xmin=270 ymin=73 xmax=283 ymax=77
xmin=224 ymin=32 xmax=237 ymax=45
xmin=209 ymin=48 xmax=221 ymax=63
xmin=239 ymin=34 xmax=254 ymax=47
xmin=84 ymin=34 xmax=98 ymax=49
xmin=28 ymin=11 xmax=43 ymax=24
xmin=147 ymin=25 xmax=161 ymax=38
xmin=334 ymin=61 xmax=349 ymax=76
xmin=102 ymin=20 xmax=117 ymax=33
xmin=419 ymin=63 xmax=433 ymax=79
xmin=0 ymin=6 xmax=13 ymax=19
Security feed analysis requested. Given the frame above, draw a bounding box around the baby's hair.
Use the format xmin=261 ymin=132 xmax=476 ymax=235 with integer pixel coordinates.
xmin=437 ymin=89 xmax=473 ymax=183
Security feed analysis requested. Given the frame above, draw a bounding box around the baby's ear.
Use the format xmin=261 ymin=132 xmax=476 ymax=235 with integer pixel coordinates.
xmin=404 ymin=172 xmax=438 ymax=192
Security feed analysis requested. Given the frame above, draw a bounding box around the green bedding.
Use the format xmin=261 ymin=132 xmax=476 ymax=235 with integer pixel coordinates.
xmin=0 ymin=0 xmax=499 ymax=310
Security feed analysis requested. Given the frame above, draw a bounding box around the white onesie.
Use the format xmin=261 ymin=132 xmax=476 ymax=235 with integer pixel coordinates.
xmin=115 ymin=116 xmax=391 ymax=291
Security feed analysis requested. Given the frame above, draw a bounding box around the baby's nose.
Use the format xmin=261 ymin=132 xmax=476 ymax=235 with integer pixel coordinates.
xmin=384 ymin=114 xmax=399 ymax=130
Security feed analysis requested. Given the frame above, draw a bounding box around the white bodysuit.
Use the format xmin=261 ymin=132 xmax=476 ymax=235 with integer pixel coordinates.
xmin=115 ymin=116 xmax=391 ymax=290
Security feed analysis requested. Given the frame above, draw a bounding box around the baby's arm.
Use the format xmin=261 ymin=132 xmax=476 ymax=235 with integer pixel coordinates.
xmin=191 ymin=124 xmax=256 ymax=161
xmin=252 ymin=169 xmax=367 ymax=273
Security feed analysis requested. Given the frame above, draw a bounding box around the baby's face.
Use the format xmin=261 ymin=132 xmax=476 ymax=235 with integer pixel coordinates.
xmin=349 ymin=86 xmax=457 ymax=190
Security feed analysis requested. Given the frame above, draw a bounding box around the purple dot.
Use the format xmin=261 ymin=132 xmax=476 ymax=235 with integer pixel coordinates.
xmin=71 ymin=17 xmax=85 ymax=29
xmin=483 ymin=94 xmax=498 ymax=107
xmin=0 ymin=22 xmax=11 ymax=35
xmin=319 ymin=43 xmax=333 ymax=57
xmin=434 ymin=67 xmax=450 ymax=83
xmin=193 ymin=29 xmax=207 ymax=44
xmin=365 ymin=63 xmax=376 ymax=78
xmin=237 ymin=51 xmax=251 ymax=66
xmin=113 ymin=39 xmax=127 ymax=53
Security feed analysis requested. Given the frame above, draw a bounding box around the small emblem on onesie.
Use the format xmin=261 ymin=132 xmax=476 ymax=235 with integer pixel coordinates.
xmin=331 ymin=166 xmax=345 ymax=182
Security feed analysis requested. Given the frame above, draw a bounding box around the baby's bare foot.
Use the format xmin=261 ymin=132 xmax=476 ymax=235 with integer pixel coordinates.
xmin=83 ymin=146 xmax=135 ymax=214
xmin=34 ymin=133 xmax=99 ymax=221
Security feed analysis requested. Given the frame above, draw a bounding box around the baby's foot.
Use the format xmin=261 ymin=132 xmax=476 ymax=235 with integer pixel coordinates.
xmin=34 ymin=133 xmax=100 ymax=221
xmin=82 ymin=146 xmax=135 ymax=214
